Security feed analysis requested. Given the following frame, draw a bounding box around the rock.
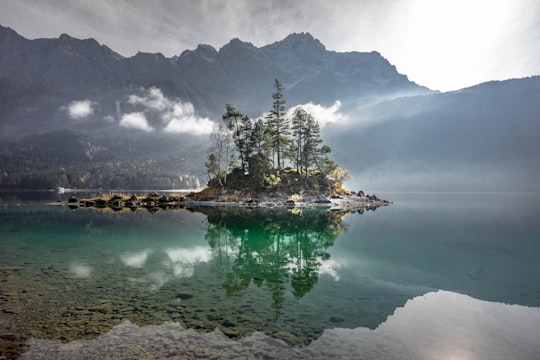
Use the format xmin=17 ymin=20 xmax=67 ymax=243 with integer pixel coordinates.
xmin=315 ymin=196 xmax=331 ymax=203
xmin=328 ymin=316 xmax=344 ymax=323
xmin=176 ymin=293 xmax=193 ymax=300
xmin=207 ymin=314 xmax=221 ymax=321
xmin=272 ymin=331 xmax=301 ymax=345
xmin=221 ymin=319 xmax=235 ymax=328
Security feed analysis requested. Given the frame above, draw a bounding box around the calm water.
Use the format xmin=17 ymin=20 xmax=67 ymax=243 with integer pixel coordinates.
xmin=1 ymin=192 xmax=540 ymax=359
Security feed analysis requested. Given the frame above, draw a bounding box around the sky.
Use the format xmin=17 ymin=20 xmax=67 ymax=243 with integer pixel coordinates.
xmin=0 ymin=0 xmax=539 ymax=92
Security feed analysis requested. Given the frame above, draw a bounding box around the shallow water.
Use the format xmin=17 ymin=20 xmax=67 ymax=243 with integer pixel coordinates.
xmin=1 ymin=192 xmax=540 ymax=359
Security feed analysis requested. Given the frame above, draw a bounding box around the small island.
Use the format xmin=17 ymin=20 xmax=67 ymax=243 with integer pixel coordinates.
xmin=64 ymin=79 xmax=391 ymax=211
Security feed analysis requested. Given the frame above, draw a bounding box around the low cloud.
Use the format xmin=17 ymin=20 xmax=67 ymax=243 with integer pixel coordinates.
xmin=128 ymin=87 xmax=169 ymax=111
xmin=288 ymin=100 xmax=348 ymax=128
xmin=163 ymin=108 xmax=215 ymax=135
xmin=126 ymin=87 xmax=215 ymax=135
xmin=64 ymin=99 xmax=95 ymax=119
xmin=119 ymin=112 xmax=154 ymax=132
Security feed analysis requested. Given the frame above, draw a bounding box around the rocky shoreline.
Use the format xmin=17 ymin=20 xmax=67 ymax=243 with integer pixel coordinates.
xmin=59 ymin=191 xmax=393 ymax=212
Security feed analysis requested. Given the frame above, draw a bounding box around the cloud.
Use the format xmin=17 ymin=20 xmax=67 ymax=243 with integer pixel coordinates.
xmin=119 ymin=112 xmax=154 ymax=132
xmin=126 ymin=87 xmax=215 ymax=135
xmin=128 ymin=87 xmax=169 ymax=111
xmin=288 ymin=101 xmax=349 ymax=128
xmin=65 ymin=99 xmax=95 ymax=119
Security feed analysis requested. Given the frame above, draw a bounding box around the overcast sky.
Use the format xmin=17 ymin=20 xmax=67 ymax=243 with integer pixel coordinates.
xmin=1 ymin=0 xmax=539 ymax=91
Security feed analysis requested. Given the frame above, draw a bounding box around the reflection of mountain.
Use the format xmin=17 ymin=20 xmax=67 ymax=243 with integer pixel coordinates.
xmin=195 ymin=207 xmax=350 ymax=316
xmin=22 ymin=291 xmax=540 ymax=359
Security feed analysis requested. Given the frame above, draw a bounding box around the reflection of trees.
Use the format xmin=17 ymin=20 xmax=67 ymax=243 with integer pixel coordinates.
xmin=195 ymin=207 xmax=351 ymax=317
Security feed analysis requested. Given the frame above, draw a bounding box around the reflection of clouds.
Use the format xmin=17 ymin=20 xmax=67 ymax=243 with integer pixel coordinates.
xmin=148 ymin=272 xmax=169 ymax=292
xmin=166 ymin=246 xmax=212 ymax=263
xmin=120 ymin=249 xmax=152 ymax=268
xmin=69 ymin=262 xmax=92 ymax=278
xmin=287 ymin=257 xmax=342 ymax=281
xmin=23 ymin=291 xmax=540 ymax=359
xmin=118 ymin=246 xmax=213 ymax=291
xmin=318 ymin=259 xmax=342 ymax=281
xmin=166 ymin=246 xmax=212 ymax=279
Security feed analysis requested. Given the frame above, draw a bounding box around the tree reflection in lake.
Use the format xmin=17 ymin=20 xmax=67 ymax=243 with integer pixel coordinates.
xmin=193 ymin=207 xmax=351 ymax=317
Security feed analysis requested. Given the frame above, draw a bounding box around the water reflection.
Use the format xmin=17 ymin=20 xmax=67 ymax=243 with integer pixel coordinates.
xmin=4 ymin=193 xmax=540 ymax=359
xmin=69 ymin=262 xmax=92 ymax=278
xmin=166 ymin=246 xmax=213 ymax=278
xmin=120 ymin=249 xmax=152 ymax=268
xmin=197 ymin=207 xmax=350 ymax=315
xmin=21 ymin=290 xmax=540 ymax=359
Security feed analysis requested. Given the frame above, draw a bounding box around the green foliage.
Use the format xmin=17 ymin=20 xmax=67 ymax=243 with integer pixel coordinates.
xmin=263 ymin=173 xmax=281 ymax=186
xmin=205 ymin=79 xmax=351 ymax=195
xmin=266 ymin=78 xmax=290 ymax=171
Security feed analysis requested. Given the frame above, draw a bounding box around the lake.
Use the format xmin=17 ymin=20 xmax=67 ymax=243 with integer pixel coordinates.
xmin=1 ymin=192 xmax=539 ymax=359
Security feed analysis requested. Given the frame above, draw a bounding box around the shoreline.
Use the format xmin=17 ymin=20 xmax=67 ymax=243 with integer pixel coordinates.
xmin=57 ymin=192 xmax=393 ymax=212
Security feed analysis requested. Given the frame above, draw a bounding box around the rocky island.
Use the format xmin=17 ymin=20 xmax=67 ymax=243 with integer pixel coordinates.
xmin=63 ymin=189 xmax=391 ymax=212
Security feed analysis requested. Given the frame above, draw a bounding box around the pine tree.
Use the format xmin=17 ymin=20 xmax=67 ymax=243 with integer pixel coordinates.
xmin=291 ymin=107 xmax=329 ymax=181
xmin=266 ymin=79 xmax=289 ymax=172
xmin=291 ymin=107 xmax=306 ymax=175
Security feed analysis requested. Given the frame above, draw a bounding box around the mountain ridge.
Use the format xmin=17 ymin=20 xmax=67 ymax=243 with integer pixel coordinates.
xmin=0 ymin=24 xmax=430 ymax=139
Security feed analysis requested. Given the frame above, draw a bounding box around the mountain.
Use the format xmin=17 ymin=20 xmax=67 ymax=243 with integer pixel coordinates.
xmin=326 ymin=76 xmax=540 ymax=192
xmin=0 ymin=26 xmax=429 ymax=138
xmin=1 ymin=24 xmax=539 ymax=191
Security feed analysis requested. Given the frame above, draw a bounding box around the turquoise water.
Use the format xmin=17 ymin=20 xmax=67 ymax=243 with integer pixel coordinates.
xmin=1 ymin=192 xmax=540 ymax=359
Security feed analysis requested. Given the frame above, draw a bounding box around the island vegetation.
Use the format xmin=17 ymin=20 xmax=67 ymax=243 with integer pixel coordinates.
xmin=196 ymin=79 xmax=352 ymax=201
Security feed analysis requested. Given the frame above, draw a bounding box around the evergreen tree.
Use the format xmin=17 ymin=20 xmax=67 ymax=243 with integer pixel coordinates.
xmin=250 ymin=118 xmax=266 ymax=155
xmin=239 ymin=115 xmax=254 ymax=173
xmin=266 ymin=79 xmax=289 ymax=172
xmin=290 ymin=107 xmax=329 ymax=182
xmin=290 ymin=107 xmax=309 ymax=176
xmin=303 ymin=113 xmax=323 ymax=173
